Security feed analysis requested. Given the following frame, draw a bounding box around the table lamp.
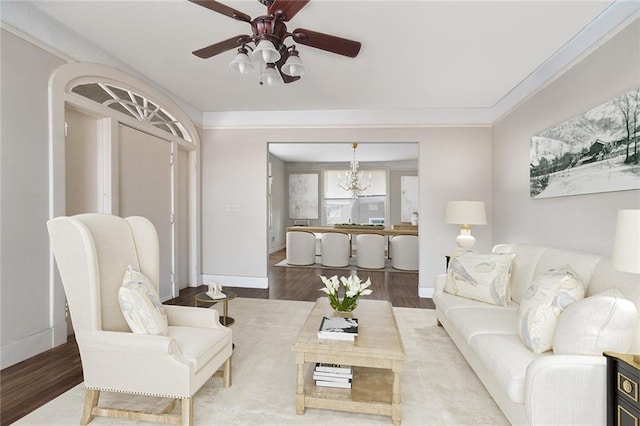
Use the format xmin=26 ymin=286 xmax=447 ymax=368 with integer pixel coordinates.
xmin=446 ymin=201 xmax=487 ymax=253
xmin=612 ymin=209 xmax=640 ymax=363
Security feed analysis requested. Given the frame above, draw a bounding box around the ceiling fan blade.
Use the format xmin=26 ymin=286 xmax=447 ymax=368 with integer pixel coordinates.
xmin=268 ymin=0 xmax=310 ymax=22
xmin=292 ymin=28 xmax=361 ymax=58
xmin=276 ymin=49 xmax=301 ymax=84
xmin=192 ymin=35 xmax=249 ymax=59
xmin=188 ymin=0 xmax=251 ymax=23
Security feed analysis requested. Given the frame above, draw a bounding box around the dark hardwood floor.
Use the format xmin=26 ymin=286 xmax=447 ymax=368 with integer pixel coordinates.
xmin=0 ymin=249 xmax=433 ymax=425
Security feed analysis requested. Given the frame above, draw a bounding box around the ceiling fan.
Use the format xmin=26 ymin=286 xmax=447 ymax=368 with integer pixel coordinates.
xmin=188 ymin=0 xmax=362 ymax=85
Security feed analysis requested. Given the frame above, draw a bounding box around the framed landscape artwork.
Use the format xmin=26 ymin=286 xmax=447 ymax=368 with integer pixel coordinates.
xmin=530 ymin=87 xmax=640 ymax=199
xmin=289 ymin=173 xmax=319 ymax=219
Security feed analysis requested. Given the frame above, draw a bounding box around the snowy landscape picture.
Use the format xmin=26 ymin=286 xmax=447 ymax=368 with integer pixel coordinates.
xmin=530 ymin=87 xmax=640 ymax=199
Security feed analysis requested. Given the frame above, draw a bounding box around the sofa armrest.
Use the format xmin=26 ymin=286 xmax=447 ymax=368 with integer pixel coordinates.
xmin=525 ymin=355 xmax=606 ymax=425
xmin=164 ymin=304 xmax=223 ymax=329
xmin=434 ymin=273 xmax=447 ymax=293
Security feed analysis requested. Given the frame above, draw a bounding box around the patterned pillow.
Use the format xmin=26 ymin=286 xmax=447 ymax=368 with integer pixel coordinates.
xmin=444 ymin=252 xmax=517 ymax=307
xmin=118 ymin=265 xmax=168 ymax=336
xmin=553 ymin=289 xmax=638 ymax=356
xmin=518 ymin=266 xmax=584 ymax=354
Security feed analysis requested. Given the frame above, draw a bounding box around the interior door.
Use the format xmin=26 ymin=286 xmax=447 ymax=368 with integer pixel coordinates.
xmin=118 ymin=125 xmax=173 ymax=300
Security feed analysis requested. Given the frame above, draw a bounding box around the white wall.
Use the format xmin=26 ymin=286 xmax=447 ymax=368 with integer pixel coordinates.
xmin=1 ymin=29 xmax=66 ymax=368
xmin=492 ymin=19 xmax=640 ymax=257
xmin=268 ymin=154 xmax=286 ymax=253
xmin=200 ymin=127 xmax=492 ymax=293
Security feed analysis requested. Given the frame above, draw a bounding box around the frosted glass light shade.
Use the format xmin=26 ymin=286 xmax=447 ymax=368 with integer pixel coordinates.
xmin=259 ymin=64 xmax=281 ymax=87
xmin=229 ymin=49 xmax=255 ymax=74
xmin=281 ymin=53 xmax=305 ymax=77
xmin=253 ymin=39 xmax=281 ymax=64
xmin=612 ymin=209 xmax=640 ymax=274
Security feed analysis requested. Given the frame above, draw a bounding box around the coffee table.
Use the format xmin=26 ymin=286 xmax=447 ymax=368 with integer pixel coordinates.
xmin=194 ymin=290 xmax=237 ymax=326
xmin=292 ymin=298 xmax=405 ymax=425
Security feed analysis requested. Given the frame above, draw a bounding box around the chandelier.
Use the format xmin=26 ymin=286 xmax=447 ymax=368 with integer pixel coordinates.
xmin=338 ymin=143 xmax=371 ymax=199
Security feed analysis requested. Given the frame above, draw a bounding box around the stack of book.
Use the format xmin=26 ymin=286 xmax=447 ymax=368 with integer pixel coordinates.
xmin=317 ymin=316 xmax=359 ymax=341
xmin=313 ymin=363 xmax=353 ymax=389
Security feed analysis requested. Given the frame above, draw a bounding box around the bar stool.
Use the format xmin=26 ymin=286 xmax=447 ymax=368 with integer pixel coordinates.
xmin=286 ymin=231 xmax=316 ymax=266
xmin=321 ymin=232 xmax=350 ymax=267
xmin=390 ymin=235 xmax=419 ymax=271
xmin=356 ymin=234 xmax=386 ymax=269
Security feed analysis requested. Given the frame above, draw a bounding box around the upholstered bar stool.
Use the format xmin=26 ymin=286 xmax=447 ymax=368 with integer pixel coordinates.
xmin=286 ymin=231 xmax=317 ymax=266
xmin=320 ymin=232 xmax=351 ymax=267
xmin=390 ymin=235 xmax=419 ymax=271
xmin=356 ymin=234 xmax=386 ymax=269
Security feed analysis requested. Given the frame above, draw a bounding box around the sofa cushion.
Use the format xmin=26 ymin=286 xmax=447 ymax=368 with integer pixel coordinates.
xmin=553 ymin=289 xmax=638 ymax=356
xmin=448 ymin=307 xmax=519 ymax=345
xmin=118 ymin=265 xmax=168 ymax=336
xmin=517 ymin=266 xmax=584 ymax=354
xmin=434 ymin=287 xmax=519 ymax=316
xmin=445 ymin=252 xmax=517 ymax=307
xmin=470 ymin=334 xmax=549 ymax=404
xmin=492 ymin=244 xmax=548 ymax=304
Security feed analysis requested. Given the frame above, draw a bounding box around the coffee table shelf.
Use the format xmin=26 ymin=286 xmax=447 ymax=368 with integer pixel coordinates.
xmin=304 ymin=365 xmax=393 ymax=414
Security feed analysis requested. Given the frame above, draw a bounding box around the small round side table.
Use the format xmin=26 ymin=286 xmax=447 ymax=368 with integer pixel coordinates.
xmin=194 ymin=290 xmax=237 ymax=326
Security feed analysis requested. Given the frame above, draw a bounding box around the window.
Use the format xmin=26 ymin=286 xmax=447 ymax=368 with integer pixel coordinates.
xmin=323 ymin=169 xmax=387 ymax=225
xmin=71 ymin=82 xmax=192 ymax=142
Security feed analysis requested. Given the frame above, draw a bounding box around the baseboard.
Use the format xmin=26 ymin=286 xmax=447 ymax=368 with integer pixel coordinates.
xmin=418 ymin=286 xmax=434 ymax=298
xmin=202 ymin=274 xmax=269 ymax=289
xmin=1 ymin=327 xmax=58 ymax=369
xmin=269 ymin=243 xmax=285 ymax=254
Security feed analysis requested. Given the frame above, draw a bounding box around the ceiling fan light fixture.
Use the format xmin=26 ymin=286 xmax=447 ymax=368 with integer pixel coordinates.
xmin=281 ymin=48 xmax=306 ymax=77
xmin=259 ymin=63 xmax=281 ymax=86
xmin=229 ymin=47 xmax=255 ymax=74
xmin=253 ymin=39 xmax=281 ymax=64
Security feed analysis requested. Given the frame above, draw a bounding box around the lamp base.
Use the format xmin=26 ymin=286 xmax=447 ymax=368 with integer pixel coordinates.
xmin=455 ymin=228 xmax=476 ymax=251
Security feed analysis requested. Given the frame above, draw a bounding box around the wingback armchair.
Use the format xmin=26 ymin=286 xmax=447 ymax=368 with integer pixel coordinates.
xmin=47 ymin=213 xmax=232 ymax=425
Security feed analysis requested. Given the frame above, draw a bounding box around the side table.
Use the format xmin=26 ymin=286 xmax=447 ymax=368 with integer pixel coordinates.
xmin=604 ymin=351 xmax=640 ymax=426
xmin=194 ymin=290 xmax=237 ymax=326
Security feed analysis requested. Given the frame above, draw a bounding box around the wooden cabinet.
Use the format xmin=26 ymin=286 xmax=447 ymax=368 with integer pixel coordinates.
xmin=605 ymin=352 xmax=640 ymax=426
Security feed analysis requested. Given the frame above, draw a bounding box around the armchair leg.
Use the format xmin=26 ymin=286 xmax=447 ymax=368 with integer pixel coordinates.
xmin=81 ymin=388 xmax=100 ymax=425
xmin=223 ymin=356 xmax=232 ymax=388
xmin=181 ymin=397 xmax=193 ymax=426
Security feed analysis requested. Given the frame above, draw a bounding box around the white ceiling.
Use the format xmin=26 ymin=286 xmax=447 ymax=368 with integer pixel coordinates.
xmin=27 ymin=0 xmax=618 ymax=115
xmin=11 ymin=0 xmax=638 ymax=162
xmin=269 ymin=142 xmax=418 ymax=163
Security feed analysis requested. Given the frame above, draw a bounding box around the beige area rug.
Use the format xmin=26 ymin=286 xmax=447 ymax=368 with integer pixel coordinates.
xmin=16 ymin=298 xmax=507 ymax=426
xmin=275 ymin=256 xmax=417 ymax=274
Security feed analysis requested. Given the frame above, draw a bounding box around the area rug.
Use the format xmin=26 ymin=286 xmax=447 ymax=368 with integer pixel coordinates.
xmin=275 ymin=256 xmax=417 ymax=274
xmin=16 ymin=298 xmax=507 ymax=425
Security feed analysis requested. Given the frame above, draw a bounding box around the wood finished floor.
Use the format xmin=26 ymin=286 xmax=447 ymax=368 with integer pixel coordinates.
xmin=0 ymin=249 xmax=433 ymax=425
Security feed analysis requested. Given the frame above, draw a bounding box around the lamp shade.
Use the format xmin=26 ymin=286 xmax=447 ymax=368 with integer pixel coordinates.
xmin=612 ymin=209 xmax=640 ymax=274
xmin=281 ymin=50 xmax=305 ymax=77
xmin=229 ymin=48 xmax=255 ymax=74
xmin=258 ymin=63 xmax=281 ymax=87
xmin=445 ymin=201 xmax=487 ymax=225
xmin=253 ymin=39 xmax=281 ymax=64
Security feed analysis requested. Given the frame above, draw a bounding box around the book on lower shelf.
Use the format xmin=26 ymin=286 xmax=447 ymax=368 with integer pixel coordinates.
xmin=315 ymin=379 xmax=352 ymax=389
xmin=313 ymin=363 xmax=353 ymax=388
xmin=314 ymin=363 xmax=353 ymax=375
xmin=317 ymin=316 xmax=358 ymax=341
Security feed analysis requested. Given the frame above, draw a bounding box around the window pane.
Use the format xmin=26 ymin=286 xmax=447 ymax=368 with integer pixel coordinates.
xmin=325 ymin=199 xmax=351 ymax=224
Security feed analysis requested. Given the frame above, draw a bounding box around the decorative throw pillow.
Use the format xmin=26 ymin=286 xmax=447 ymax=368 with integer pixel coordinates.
xmin=517 ymin=266 xmax=584 ymax=354
xmin=444 ymin=252 xmax=517 ymax=307
xmin=553 ymin=289 xmax=638 ymax=356
xmin=118 ymin=265 xmax=168 ymax=336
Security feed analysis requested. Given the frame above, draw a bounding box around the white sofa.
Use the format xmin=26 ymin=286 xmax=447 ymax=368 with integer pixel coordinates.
xmin=433 ymin=244 xmax=640 ymax=426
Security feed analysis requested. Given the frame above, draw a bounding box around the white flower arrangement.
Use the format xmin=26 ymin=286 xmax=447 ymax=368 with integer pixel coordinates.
xmin=319 ymin=274 xmax=372 ymax=312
